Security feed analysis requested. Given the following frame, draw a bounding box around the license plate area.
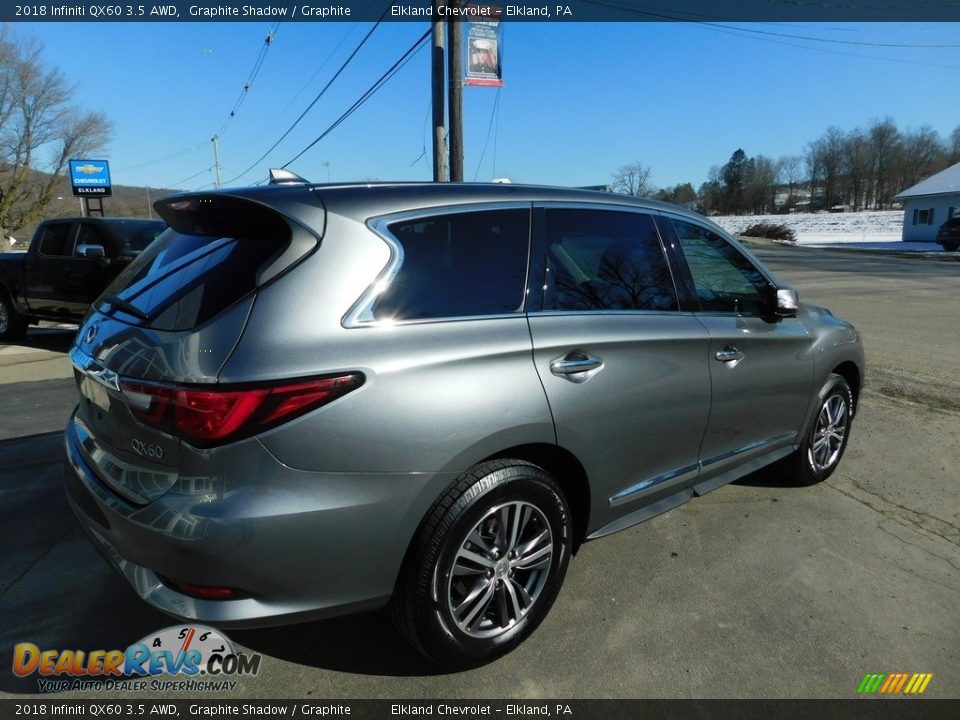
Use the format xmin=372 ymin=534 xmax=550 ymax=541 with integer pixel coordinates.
xmin=79 ymin=374 xmax=112 ymax=413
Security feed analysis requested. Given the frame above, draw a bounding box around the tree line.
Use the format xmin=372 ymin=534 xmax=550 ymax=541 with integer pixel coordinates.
xmin=614 ymin=119 xmax=960 ymax=216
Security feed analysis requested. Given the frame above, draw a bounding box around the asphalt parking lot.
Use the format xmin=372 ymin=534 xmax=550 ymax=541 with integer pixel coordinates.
xmin=1 ymin=243 xmax=957 ymax=699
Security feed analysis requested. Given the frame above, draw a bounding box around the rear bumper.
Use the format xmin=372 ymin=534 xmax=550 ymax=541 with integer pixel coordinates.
xmin=63 ymin=410 xmax=453 ymax=627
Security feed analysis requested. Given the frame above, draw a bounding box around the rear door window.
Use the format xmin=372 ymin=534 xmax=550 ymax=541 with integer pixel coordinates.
xmin=543 ymin=209 xmax=678 ymax=312
xmin=371 ymin=208 xmax=530 ymax=321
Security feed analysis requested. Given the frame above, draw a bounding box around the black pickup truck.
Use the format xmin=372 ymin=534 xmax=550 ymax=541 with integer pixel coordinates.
xmin=0 ymin=216 xmax=165 ymax=340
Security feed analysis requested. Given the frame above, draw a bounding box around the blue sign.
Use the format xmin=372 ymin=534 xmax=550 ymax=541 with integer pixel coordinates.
xmin=69 ymin=159 xmax=112 ymax=197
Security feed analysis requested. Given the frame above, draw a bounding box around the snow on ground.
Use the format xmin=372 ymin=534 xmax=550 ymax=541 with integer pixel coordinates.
xmin=712 ymin=210 xmax=915 ymax=248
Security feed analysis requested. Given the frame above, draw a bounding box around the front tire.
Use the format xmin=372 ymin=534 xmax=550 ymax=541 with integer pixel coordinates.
xmin=783 ymin=374 xmax=854 ymax=486
xmin=390 ymin=459 xmax=572 ymax=667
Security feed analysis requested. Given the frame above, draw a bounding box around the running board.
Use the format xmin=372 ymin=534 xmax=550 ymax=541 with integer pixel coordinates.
xmin=587 ymin=489 xmax=694 ymax=540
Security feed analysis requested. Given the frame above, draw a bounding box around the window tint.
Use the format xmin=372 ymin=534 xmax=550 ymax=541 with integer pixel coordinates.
xmin=111 ymin=220 xmax=166 ymax=252
xmin=102 ymin=231 xmax=287 ymax=332
xmin=544 ymin=209 xmax=677 ymax=312
xmin=38 ymin=223 xmax=73 ymax=256
xmin=671 ymin=220 xmax=770 ymax=315
xmin=372 ymin=209 xmax=529 ymax=321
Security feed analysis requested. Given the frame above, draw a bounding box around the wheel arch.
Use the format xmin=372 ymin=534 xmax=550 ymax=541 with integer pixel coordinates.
xmin=831 ymin=361 xmax=862 ymax=416
xmin=483 ymin=443 xmax=591 ymax=553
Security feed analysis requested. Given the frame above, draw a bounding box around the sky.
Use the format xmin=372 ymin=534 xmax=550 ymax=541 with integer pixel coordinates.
xmin=13 ymin=20 xmax=960 ymax=194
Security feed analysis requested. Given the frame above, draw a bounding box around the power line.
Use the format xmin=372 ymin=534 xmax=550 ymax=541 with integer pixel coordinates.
xmin=473 ymin=88 xmax=501 ymax=181
xmin=282 ymin=28 xmax=431 ymax=170
xmin=168 ymin=166 xmax=214 ymax=189
xmin=213 ymin=22 xmax=283 ymax=139
xmin=131 ymin=23 xmax=284 ymax=186
xmin=222 ymin=11 xmax=390 ymax=186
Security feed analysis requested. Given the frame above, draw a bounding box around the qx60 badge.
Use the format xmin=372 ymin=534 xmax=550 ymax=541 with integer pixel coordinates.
xmin=131 ymin=438 xmax=164 ymax=460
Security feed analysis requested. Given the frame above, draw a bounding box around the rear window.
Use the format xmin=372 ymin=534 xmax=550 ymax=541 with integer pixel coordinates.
xmin=108 ymin=220 xmax=166 ymax=252
xmin=100 ymin=198 xmax=294 ymax=332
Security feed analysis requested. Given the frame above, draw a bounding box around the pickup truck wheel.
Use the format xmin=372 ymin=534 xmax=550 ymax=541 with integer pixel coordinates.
xmin=0 ymin=293 xmax=28 ymax=341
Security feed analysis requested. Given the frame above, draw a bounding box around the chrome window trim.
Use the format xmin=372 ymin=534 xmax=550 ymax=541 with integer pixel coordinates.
xmin=342 ymin=202 xmax=533 ymax=329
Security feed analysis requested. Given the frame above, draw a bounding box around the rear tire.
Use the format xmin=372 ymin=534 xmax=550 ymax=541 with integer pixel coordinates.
xmin=390 ymin=459 xmax=572 ymax=668
xmin=0 ymin=292 xmax=27 ymax=342
xmin=941 ymin=238 xmax=959 ymax=252
xmin=782 ymin=374 xmax=854 ymax=486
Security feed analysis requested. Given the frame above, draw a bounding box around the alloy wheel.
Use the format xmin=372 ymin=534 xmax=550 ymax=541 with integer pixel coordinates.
xmin=808 ymin=393 xmax=848 ymax=472
xmin=446 ymin=501 xmax=554 ymax=639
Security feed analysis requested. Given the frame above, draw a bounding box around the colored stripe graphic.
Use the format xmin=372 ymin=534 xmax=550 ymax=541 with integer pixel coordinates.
xmin=857 ymin=672 xmax=932 ymax=695
xmin=904 ymin=673 xmax=933 ymax=694
xmin=857 ymin=674 xmax=885 ymax=693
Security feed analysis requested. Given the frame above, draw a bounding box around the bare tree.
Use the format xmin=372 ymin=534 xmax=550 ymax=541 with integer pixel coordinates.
xmin=867 ymin=118 xmax=899 ymax=209
xmin=949 ymin=125 xmax=960 ymax=164
xmin=745 ymin=154 xmax=777 ymax=214
xmin=777 ymin=155 xmax=803 ymax=211
xmin=611 ymin=162 xmax=653 ymax=198
xmin=895 ymin=125 xmax=946 ymax=192
xmin=842 ymin=130 xmax=871 ymax=210
xmin=0 ymin=28 xmax=111 ymax=242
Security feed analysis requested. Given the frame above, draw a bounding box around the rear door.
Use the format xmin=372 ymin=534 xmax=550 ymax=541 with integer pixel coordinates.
xmin=527 ymin=205 xmax=712 ymax=537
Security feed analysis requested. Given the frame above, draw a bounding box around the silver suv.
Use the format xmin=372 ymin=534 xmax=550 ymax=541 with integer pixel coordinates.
xmin=64 ymin=181 xmax=864 ymax=666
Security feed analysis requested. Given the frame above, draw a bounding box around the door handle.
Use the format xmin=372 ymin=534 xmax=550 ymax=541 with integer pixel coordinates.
xmin=714 ymin=345 xmax=744 ymax=363
xmin=550 ymin=352 xmax=604 ymax=381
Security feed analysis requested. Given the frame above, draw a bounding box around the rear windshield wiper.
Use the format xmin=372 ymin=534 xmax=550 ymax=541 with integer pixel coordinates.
xmin=100 ymin=293 xmax=150 ymax=322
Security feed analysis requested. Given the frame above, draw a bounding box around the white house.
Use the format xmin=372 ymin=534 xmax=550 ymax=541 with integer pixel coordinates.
xmin=894 ymin=161 xmax=960 ymax=242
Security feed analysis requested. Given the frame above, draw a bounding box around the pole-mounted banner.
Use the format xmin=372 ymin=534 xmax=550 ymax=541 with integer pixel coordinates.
xmin=464 ymin=7 xmax=503 ymax=88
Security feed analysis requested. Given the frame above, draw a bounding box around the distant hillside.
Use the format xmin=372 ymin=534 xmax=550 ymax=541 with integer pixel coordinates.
xmin=5 ymin=176 xmax=177 ymax=250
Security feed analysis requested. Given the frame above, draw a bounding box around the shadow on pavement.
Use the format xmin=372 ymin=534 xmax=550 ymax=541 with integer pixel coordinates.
xmin=232 ymin=612 xmax=448 ymax=678
xmin=732 ymin=459 xmax=801 ymax=489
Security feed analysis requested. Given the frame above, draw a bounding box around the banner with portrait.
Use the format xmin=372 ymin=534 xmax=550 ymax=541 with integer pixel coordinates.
xmin=464 ymin=11 xmax=503 ymax=87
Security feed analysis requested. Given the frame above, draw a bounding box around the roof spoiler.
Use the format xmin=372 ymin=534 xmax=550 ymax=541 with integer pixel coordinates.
xmin=269 ymin=168 xmax=310 ymax=185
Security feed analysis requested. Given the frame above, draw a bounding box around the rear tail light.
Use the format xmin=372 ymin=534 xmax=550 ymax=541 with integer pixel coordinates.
xmin=120 ymin=374 xmax=363 ymax=448
xmin=161 ymin=576 xmax=240 ymax=599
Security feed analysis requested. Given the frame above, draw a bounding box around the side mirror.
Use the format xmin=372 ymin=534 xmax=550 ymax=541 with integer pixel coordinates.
xmin=77 ymin=244 xmax=106 ymax=258
xmin=773 ymin=286 xmax=799 ymax=318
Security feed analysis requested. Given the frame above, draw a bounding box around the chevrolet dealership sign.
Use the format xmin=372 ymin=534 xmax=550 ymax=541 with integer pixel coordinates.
xmin=69 ymin=159 xmax=112 ymax=197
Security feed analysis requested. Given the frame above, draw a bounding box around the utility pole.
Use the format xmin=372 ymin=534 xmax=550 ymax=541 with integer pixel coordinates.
xmin=211 ymin=135 xmax=223 ymax=188
xmin=431 ymin=0 xmax=448 ymax=182
xmin=447 ymin=4 xmax=464 ymax=182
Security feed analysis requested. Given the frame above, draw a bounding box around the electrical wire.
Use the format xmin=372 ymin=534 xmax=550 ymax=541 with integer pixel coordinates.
xmin=213 ymin=22 xmax=283 ymax=139
xmin=123 ymin=22 xmax=286 ymax=182
xmin=472 ymin=88 xmax=501 ymax=181
xmin=281 ymin=28 xmax=431 ymax=170
xmin=168 ymin=166 xmax=214 ymax=189
xmin=222 ymin=10 xmax=390 ymax=186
